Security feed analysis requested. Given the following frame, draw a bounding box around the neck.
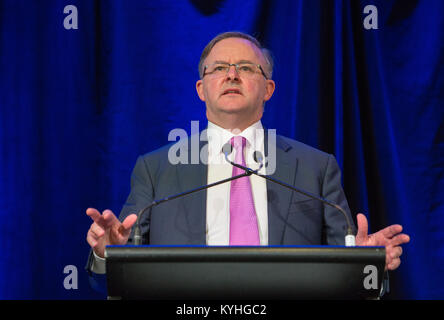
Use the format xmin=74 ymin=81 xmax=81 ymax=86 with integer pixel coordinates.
xmin=207 ymin=111 xmax=262 ymax=132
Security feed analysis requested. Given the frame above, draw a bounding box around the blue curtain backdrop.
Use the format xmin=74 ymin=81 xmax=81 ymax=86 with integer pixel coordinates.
xmin=0 ymin=0 xmax=442 ymax=299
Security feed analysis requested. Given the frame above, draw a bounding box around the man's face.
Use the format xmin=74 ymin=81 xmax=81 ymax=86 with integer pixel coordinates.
xmin=196 ymin=38 xmax=275 ymax=130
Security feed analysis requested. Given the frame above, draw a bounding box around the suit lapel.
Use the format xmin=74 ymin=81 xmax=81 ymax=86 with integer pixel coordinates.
xmin=265 ymin=133 xmax=298 ymax=245
xmin=174 ymin=133 xmax=207 ymax=244
xmin=173 ymin=129 xmax=299 ymax=246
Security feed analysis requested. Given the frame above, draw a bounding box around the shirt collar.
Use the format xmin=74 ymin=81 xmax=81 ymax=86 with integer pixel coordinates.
xmin=206 ymin=120 xmax=264 ymax=161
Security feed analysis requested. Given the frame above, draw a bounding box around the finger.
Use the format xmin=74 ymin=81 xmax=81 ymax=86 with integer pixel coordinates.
xmin=380 ymin=224 xmax=403 ymax=239
xmin=387 ymin=246 xmax=403 ymax=259
xmin=387 ymin=258 xmax=401 ymax=271
xmin=102 ymin=209 xmax=120 ymax=228
xmin=393 ymin=246 xmax=403 ymax=259
xmin=86 ymin=207 xmax=101 ymax=221
xmin=356 ymin=213 xmax=368 ymax=239
xmin=388 ymin=233 xmax=410 ymax=247
xmin=88 ymin=228 xmax=104 ymax=246
xmin=86 ymin=208 xmax=107 ymax=228
xmin=90 ymin=222 xmax=105 ymax=238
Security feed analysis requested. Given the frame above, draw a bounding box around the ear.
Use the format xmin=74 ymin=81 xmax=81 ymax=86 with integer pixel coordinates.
xmin=263 ymin=79 xmax=275 ymax=102
xmin=196 ymin=79 xmax=206 ymax=102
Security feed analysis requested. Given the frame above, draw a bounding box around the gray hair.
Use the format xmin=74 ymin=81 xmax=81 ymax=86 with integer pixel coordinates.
xmin=198 ymin=31 xmax=274 ymax=79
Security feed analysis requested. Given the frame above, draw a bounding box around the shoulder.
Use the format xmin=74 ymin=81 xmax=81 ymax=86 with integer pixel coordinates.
xmin=277 ymin=135 xmax=331 ymax=160
xmin=274 ymin=135 xmax=340 ymax=178
xmin=140 ymin=142 xmax=175 ymax=162
xmin=135 ymin=134 xmax=199 ymax=177
xmin=134 ymin=142 xmax=176 ymax=176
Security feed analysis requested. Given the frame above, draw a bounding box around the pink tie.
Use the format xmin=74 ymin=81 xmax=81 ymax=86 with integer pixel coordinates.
xmin=229 ymin=136 xmax=260 ymax=245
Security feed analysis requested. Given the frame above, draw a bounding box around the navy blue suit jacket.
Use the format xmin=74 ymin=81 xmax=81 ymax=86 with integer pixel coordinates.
xmin=119 ymin=133 xmax=356 ymax=246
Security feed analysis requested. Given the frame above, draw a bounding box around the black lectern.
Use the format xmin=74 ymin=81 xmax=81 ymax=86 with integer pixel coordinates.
xmin=105 ymin=246 xmax=385 ymax=300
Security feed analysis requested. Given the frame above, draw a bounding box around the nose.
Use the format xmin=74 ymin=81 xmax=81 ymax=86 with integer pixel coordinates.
xmin=225 ymin=64 xmax=240 ymax=81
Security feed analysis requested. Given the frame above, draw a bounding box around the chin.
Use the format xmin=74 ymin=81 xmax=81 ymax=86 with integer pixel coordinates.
xmin=221 ymin=108 xmax=250 ymax=116
xmin=218 ymin=102 xmax=249 ymax=113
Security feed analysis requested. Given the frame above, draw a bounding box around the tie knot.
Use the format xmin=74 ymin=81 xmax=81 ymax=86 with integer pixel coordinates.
xmin=230 ymin=136 xmax=246 ymax=150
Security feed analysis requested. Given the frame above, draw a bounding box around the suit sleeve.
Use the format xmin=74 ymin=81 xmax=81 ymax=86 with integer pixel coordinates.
xmin=321 ymin=154 xmax=357 ymax=245
xmin=85 ymin=155 xmax=155 ymax=276
xmin=118 ymin=155 xmax=156 ymax=244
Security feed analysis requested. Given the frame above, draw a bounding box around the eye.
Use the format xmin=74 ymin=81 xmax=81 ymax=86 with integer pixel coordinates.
xmin=213 ymin=65 xmax=228 ymax=72
xmin=239 ymin=65 xmax=254 ymax=73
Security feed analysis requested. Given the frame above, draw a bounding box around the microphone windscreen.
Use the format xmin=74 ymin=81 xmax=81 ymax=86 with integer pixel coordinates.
xmin=222 ymin=143 xmax=233 ymax=155
xmin=253 ymin=151 xmax=264 ymax=164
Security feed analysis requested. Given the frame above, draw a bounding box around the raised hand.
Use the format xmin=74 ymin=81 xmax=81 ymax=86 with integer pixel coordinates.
xmin=86 ymin=208 xmax=137 ymax=258
xmin=355 ymin=213 xmax=410 ymax=271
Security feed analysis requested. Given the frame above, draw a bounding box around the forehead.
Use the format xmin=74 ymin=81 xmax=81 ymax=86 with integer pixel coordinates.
xmin=206 ymin=38 xmax=265 ymax=64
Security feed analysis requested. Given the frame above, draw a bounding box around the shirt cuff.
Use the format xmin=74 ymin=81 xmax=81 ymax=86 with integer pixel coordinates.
xmin=91 ymin=250 xmax=106 ymax=274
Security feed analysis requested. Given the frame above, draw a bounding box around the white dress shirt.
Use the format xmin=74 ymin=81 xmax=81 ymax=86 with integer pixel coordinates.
xmin=205 ymin=120 xmax=268 ymax=245
xmin=91 ymin=120 xmax=268 ymax=273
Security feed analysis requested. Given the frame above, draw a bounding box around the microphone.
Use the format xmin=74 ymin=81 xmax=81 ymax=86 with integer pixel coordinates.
xmin=222 ymin=143 xmax=356 ymax=247
xmin=132 ymin=156 xmax=262 ymax=245
xmin=222 ymin=143 xmax=264 ymax=175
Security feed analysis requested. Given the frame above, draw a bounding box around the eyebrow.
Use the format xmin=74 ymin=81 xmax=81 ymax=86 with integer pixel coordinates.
xmin=211 ymin=59 xmax=256 ymax=65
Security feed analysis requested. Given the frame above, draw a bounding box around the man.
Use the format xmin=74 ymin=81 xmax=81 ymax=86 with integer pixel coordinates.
xmin=86 ymin=32 xmax=409 ymax=276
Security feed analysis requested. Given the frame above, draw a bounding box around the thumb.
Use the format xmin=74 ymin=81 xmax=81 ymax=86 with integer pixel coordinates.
xmin=356 ymin=213 xmax=369 ymax=240
xmin=119 ymin=214 xmax=138 ymax=237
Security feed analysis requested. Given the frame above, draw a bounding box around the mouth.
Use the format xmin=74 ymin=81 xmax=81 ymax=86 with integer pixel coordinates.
xmin=222 ymin=88 xmax=242 ymax=96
